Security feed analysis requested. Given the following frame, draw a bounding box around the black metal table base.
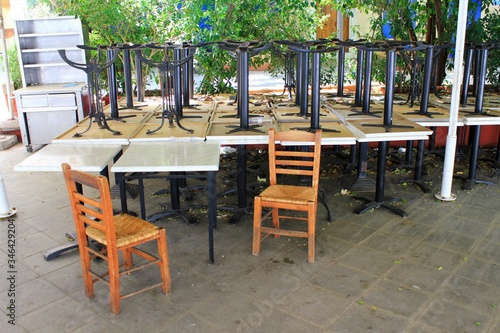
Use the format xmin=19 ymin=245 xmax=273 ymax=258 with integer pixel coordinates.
xmin=340 ymin=174 xmax=376 ymax=192
xmin=43 ymin=232 xmax=79 ymax=261
xmin=318 ymin=189 xmax=333 ymax=222
xmin=147 ymin=204 xmax=202 ymax=225
xmin=106 ymin=114 xmax=138 ymax=123
xmin=225 ymin=206 xmax=255 ymax=225
xmin=43 ymin=232 xmax=106 ymax=261
xmin=466 ymin=178 xmax=496 ymax=190
xmin=348 ymin=110 xmax=382 ymax=118
xmin=354 ymin=195 xmax=408 ymax=217
xmin=398 ymin=179 xmax=432 ymax=193
xmin=225 ymin=125 xmax=265 ymax=134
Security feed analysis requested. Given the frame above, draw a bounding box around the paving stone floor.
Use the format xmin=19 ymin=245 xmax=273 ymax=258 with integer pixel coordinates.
xmin=1 ymin=141 xmax=500 ymax=333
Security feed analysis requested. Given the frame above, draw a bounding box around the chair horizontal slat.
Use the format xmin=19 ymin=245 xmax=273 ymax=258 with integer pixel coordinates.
xmin=275 ymin=150 xmax=314 ymax=158
xmin=260 ymin=226 xmax=309 ymax=238
xmin=275 ymin=168 xmax=314 ymax=176
xmin=276 ymin=161 xmax=314 ymax=168
xmin=74 ymin=192 xmax=102 ymax=209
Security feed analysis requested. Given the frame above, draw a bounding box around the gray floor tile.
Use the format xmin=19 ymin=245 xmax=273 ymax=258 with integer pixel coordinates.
xmin=17 ymin=296 xmax=97 ymax=333
xmin=435 ymin=275 xmax=500 ymax=314
xmin=237 ymin=265 xmax=302 ymax=302
xmin=402 ymin=205 xmax=450 ymax=227
xmin=436 ymin=214 xmax=492 ymax=238
xmin=273 ymin=283 xmax=352 ymax=328
xmin=454 ymin=257 xmax=500 ymax=287
xmin=487 ymin=315 xmax=500 ymax=333
xmin=153 ymin=312 xmax=223 ymax=333
xmin=0 ymin=218 xmax=39 ymax=247
xmin=385 ymin=261 xmax=448 ymax=294
xmin=337 ymin=245 xmax=396 ymax=276
xmin=362 ymin=230 xmax=421 ymax=255
xmin=260 ymin=251 xmax=329 ymax=281
xmin=22 ymin=208 xmax=74 ymax=232
xmin=1 ymin=318 xmax=29 ymax=333
xmin=16 ymin=233 xmax=59 ymax=259
xmin=328 ymin=219 xmax=379 ymax=244
xmin=327 ymin=304 xmax=409 ymax=333
xmin=167 ymin=269 xmax=229 ymax=309
xmin=79 ymin=290 xmax=184 ymax=332
xmin=416 ymin=298 xmax=491 ymax=332
xmin=404 ymin=323 xmax=441 ymax=333
xmin=472 ymin=239 xmax=500 ymax=264
xmin=231 ymin=307 xmax=324 ymax=333
xmin=420 ymin=229 xmax=479 ymax=254
xmin=482 ymin=225 xmax=500 ymax=243
xmin=452 ymin=201 xmax=500 ymax=222
xmin=21 ymin=247 xmax=78 ymax=276
xmin=190 ymin=290 xmax=279 ymax=331
xmin=310 ymin=262 xmax=379 ymax=300
xmin=361 ymin=279 xmax=429 ymax=319
xmin=15 ymin=277 xmax=67 ymax=316
xmin=315 ymin=233 xmax=356 ymax=261
xmin=409 ymin=242 xmax=468 ymax=272
xmin=0 ymin=262 xmax=39 ymax=293
xmin=43 ymin=261 xmax=85 ymax=295
xmin=378 ymin=217 xmax=434 ymax=239
xmin=71 ymin=316 xmax=125 ymax=333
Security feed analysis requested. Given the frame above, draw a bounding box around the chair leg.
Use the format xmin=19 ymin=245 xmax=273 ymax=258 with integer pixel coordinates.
xmin=108 ymin=255 xmax=121 ymax=314
xmin=272 ymin=207 xmax=280 ymax=239
xmin=123 ymin=248 xmax=133 ymax=270
xmin=79 ymin=243 xmax=95 ymax=299
xmin=157 ymin=229 xmax=171 ymax=295
xmin=307 ymin=203 xmax=316 ymax=263
xmin=252 ymin=197 xmax=262 ymax=256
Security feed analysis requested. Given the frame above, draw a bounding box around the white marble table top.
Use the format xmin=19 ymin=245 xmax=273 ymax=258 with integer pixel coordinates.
xmin=111 ymin=141 xmax=221 ymax=173
xmin=463 ymin=110 xmax=500 ymax=126
xmin=14 ymin=144 xmax=123 ymax=172
xmin=52 ymin=122 xmax=141 ymax=145
xmin=326 ymin=105 xmax=385 ymax=123
xmin=394 ymin=107 xmax=465 ymax=128
xmin=412 ymin=118 xmax=465 ymax=128
xmin=205 ymin=122 xmax=274 ymax=145
xmin=277 ymin=123 xmax=357 ymax=146
xmin=347 ymin=118 xmax=433 ymax=142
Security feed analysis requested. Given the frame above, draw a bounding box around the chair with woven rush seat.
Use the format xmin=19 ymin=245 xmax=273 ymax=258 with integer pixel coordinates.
xmin=62 ymin=163 xmax=171 ymax=314
xmin=252 ymin=128 xmax=322 ymax=263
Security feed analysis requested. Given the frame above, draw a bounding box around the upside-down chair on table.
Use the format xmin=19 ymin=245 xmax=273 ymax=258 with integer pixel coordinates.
xmin=62 ymin=163 xmax=171 ymax=314
xmin=252 ymin=128 xmax=322 ymax=263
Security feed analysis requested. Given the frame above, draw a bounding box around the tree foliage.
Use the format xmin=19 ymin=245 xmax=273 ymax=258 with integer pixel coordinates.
xmin=36 ymin=0 xmax=500 ymax=90
xmin=40 ymin=0 xmax=329 ymax=94
xmin=326 ymin=0 xmax=500 ymax=86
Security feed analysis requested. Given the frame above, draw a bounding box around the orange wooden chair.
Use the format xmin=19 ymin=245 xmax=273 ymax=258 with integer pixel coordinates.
xmin=252 ymin=128 xmax=322 ymax=263
xmin=62 ymin=163 xmax=171 ymax=314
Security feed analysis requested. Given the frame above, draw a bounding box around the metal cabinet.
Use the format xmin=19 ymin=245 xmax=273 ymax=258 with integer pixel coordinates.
xmin=14 ymin=83 xmax=86 ymax=151
xmin=13 ymin=17 xmax=88 ymax=151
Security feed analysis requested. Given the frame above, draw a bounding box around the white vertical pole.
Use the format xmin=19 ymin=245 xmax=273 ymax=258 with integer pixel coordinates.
xmin=0 ymin=5 xmax=14 ymax=120
xmin=0 ymin=170 xmax=16 ymax=218
xmin=435 ymin=0 xmax=469 ymax=201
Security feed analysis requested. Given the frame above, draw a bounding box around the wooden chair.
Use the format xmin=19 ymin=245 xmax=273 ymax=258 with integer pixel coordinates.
xmin=62 ymin=163 xmax=171 ymax=314
xmin=252 ymin=128 xmax=322 ymax=263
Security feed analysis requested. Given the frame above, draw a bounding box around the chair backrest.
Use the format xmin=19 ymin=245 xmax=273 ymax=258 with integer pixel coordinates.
xmin=268 ymin=128 xmax=322 ymax=188
xmin=62 ymin=163 xmax=117 ymax=250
